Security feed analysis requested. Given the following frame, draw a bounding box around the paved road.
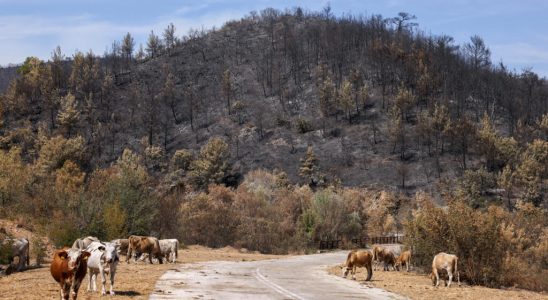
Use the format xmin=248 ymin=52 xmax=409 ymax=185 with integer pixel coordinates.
xmin=150 ymin=251 xmax=405 ymax=300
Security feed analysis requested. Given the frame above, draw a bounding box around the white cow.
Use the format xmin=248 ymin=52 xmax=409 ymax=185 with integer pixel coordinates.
xmin=159 ymin=239 xmax=179 ymax=263
xmin=430 ymin=252 xmax=460 ymax=287
xmin=86 ymin=241 xmax=119 ymax=295
xmin=2 ymin=237 xmax=29 ymax=272
xmin=72 ymin=236 xmax=99 ymax=250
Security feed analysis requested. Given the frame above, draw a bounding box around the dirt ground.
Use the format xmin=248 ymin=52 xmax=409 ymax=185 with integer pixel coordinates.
xmin=0 ymin=245 xmax=282 ymax=300
xmin=328 ymin=265 xmax=548 ymax=300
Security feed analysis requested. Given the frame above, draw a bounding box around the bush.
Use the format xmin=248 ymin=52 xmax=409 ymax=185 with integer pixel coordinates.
xmin=296 ymin=118 xmax=314 ymax=134
xmin=405 ymin=196 xmax=548 ymax=290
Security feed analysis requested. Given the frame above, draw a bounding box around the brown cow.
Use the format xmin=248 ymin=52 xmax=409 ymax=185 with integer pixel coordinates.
xmin=379 ymin=248 xmax=397 ymax=271
xmin=341 ymin=250 xmax=373 ymax=281
xmin=126 ymin=235 xmax=163 ymax=264
xmin=372 ymin=245 xmax=384 ymax=271
xmin=50 ymin=248 xmax=91 ymax=300
xmin=111 ymin=239 xmax=129 ymax=257
xmin=395 ymin=250 xmax=412 ymax=272
xmin=430 ymin=252 xmax=460 ymax=287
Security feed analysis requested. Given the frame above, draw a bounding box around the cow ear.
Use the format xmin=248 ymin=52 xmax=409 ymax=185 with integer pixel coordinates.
xmin=56 ymin=250 xmax=68 ymax=260
xmin=82 ymin=251 xmax=91 ymax=260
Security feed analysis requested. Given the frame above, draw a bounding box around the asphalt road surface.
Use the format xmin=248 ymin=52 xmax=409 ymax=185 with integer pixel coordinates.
xmin=150 ymin=251 xmax=405 ymax=300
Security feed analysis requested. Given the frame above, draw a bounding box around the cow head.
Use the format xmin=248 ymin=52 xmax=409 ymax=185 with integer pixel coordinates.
xmin=103 ymin=242 xmax=119 ymax=264
xmin=430 ymin=272 xmax=437 ymax=286
xmin=61 ymin=249 xmax=91 ymax=271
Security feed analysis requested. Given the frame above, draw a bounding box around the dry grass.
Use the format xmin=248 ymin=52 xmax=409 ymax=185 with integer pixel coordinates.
xmin=0 ymin=245 xmax=282 ymax=299
xmin=328 ymin=265 xmax=548 ymax=300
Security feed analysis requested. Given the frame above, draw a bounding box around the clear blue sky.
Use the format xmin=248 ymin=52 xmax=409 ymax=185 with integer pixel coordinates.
xmin=1 ymin=0 xmax=547 ymax=77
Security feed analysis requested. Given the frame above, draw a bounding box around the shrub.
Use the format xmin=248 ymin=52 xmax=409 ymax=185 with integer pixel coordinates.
xmin=296 ymin=118 xmax=313 ymax=134
xmin=405 ymin=196 xmax=548 ymax=290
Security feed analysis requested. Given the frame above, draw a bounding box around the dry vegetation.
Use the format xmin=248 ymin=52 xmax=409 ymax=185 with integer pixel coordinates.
xmin=328 ymin=264 xmax=548 ymax=300
xmin=0 ymin=245 xmax=282 ymax=300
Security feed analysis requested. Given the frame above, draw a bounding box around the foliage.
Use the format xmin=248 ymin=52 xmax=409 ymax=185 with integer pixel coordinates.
xmin=405 ymin=196 xmax=548 ymax=290
xmin=188 ymin=137 xmax=231 ymax=189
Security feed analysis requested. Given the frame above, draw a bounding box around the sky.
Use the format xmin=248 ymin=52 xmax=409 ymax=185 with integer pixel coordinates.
xmin=0 ymin=0 xmax=547 ymax=77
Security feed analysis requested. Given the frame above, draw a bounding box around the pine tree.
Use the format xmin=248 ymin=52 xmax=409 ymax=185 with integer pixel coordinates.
xmin=299 ymin=146 xmax=319 ymax=186
xmin=57 ymin=93 xmax=80 ymax=137
xmin=163 ymin=23 xmax=177 ymax=53
xmin=146 ymin=31 xmax=161 ymax=58
xmin=121 ymin=32 xmax=135 ymax=67
xmin=338 ymin=80 xmax=353 ymax=123
xmin=189 ymin=137 xmax=231 ymax=189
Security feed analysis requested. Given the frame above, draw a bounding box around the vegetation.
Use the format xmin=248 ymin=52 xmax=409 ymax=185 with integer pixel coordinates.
xmin=0 ymin=6 xmax=546 ymax=291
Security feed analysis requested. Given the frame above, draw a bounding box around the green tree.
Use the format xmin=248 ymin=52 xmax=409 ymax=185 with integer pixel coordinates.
xmin=57 ymin=92 xmax=80 ymax=137
xmin=189 ymin=137 xmax=231 ymax=189
xmin=338 ymin=80 xmax=353 ymax=123
xmin=299 ymin=146 xmax=320 ymax=186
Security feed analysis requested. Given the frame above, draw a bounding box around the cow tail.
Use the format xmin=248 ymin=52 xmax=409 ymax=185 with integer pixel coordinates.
xmin=175 ymin=241 xmax=179 ymax=259
xmin=26 ymin=239 xmax=30 ymax=266
xmin=345 ymin=251 xmax=354 ymax=267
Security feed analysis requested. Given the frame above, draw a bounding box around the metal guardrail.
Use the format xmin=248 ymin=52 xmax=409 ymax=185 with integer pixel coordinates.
xmin=319 ymin=235 xmax=403 ymax=250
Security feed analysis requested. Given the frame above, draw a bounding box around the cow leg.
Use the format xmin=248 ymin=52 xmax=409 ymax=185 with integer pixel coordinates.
xmin=71 ymin=280 xmax=82 ymax=300
xmin=87 ymin=270 xmax=92 ymax=292
xmin=100 ymin=268 xmax=107 ymax=295
xmin=434 ymin=269 xmax=440 ymax=287
xmin=365 ymin=263 xmax=373 ymax=281
xmin=447 ymin=270 xmax=453 ymax=287
xmin=126 ymin=247 xmax=132 ymax=263
xmin=109 ymin=268 xmax=116 ymax=295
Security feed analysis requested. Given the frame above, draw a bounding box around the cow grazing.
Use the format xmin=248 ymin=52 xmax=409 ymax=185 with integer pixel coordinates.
xmin=126 ymin=235 xmax=163 ymax=264
xmin=86 ymin=241 xmax=119 ymax=296
xmin=50 ymin=248 xmax=91 ymax=300
xmin=71 ymin=236 xmax=99 ymax=250
xmin=2 ymin=237 xmax=29 ymax=272
xmin=430 ymin=252 xmax=460 ymax=287
xmin=395 ymin=250 xmax=412 ymax=272
xmin=342 ymin=250 xmax=373 ymax=281
xmin=379 ymin=248 xmax=397 ymax=271
xmin=159 ymin=239 xmax=179 ymax=263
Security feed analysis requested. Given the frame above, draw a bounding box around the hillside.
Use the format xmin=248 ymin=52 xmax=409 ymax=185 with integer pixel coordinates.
xmin=1 ymin=9 xmax=547 ymax=196
xmin=0 ymin=6 xmax=547 ymax=292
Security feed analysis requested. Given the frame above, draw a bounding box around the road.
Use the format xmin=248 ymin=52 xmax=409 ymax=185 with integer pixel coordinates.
xmin=150 ymin=251 xmax=405 ymax=300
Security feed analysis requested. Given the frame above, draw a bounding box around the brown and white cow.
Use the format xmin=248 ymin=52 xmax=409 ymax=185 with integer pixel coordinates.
xmin=50 ymin=248 xmax=91 ymax=300
xmin=395 ymin=250 xmax=412 ymax=272
xmin=341 ymin=250 xmax=373 ymax=281
xmin=430 ymin=252 xmax=460 ymax=287
xmin=126 ymin=235 xmax=163 ymax=264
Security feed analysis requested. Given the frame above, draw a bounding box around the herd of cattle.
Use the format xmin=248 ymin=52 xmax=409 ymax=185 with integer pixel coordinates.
xmin=342 ymin=245 xmax=460 ymax=288
xmin=1 ymin=235 xmax=179 ymax=300
xmin=2 ymin=236 xmax=461 ymax=299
